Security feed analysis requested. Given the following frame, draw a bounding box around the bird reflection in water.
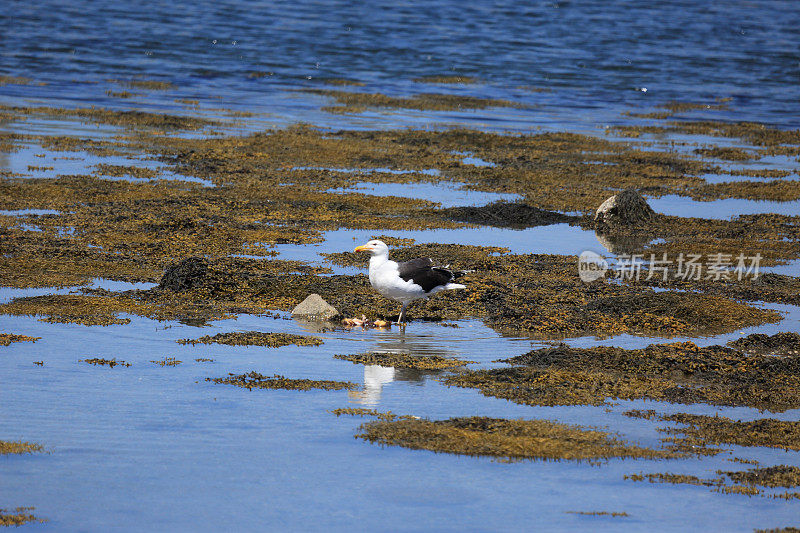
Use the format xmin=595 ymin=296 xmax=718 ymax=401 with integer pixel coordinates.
xmin=347 ymin=327 xmax=460 ymax=406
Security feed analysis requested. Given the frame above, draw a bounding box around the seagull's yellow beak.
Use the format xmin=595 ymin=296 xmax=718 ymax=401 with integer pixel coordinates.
xmin=354 ymin=244 xmax=370 ymax=253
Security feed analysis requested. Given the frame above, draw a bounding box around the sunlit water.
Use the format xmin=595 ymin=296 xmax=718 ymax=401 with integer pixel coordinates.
xmin=2 ymin=0 xmax=800 ymax=530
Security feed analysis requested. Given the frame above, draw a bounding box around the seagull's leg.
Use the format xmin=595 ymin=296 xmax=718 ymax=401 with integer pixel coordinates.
xmin=397 ymin=302 xmax=407 ymax=325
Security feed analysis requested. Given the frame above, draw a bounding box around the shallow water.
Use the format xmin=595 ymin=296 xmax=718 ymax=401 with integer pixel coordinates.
xmin=2 ymin=0 xmax=800 ymax=530
xmin=326 ymin=181 xmax=520 ymax=208
xmin=649 ymin=195 xmax=800 ymax=220
xmin=3 ymin=306 xmax=800 ymax=532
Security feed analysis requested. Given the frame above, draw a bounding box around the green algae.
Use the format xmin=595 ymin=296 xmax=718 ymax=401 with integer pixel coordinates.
xmin=178 ymin=331 xmax=323 ymax=348
xmin=334 ymin=352 xmax=473 ymax=370
xmin=207 ymin=372 xmax=355 ymax=391
xmin=356 ymin=416 xmax=681 ymax=462
xmin=445 ymin=339 xmax=800 ymax=411
xmin=0 ymin=333 xmax=40 ymax=346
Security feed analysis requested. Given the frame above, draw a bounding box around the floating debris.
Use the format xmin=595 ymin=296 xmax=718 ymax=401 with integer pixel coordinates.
xmin=207 ymin=372 xmax=355 ymax=391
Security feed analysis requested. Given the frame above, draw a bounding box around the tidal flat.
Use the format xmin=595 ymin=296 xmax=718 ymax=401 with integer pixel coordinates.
xmin=1 ymin=72 xmax=799 ymax=531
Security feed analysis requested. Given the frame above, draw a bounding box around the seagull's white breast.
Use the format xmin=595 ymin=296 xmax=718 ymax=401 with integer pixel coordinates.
xmin=369 ymin=258 xmax=427 ymax=303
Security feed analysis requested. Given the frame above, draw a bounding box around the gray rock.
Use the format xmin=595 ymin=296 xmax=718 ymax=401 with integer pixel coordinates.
xmin=291 ymin=293 xmax=339 ymax=320
xmin=594 ymin=188 xmax=655 ymax=230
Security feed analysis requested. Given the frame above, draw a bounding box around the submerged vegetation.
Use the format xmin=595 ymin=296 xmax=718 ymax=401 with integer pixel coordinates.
xmin=207 ymin=372 xmax=356 ymax=391
xmin=0 ymin=440 xmax=43 ymax=455
xmin=0 ymin=507 xmax=42 ymax=527
xmin=445 ymin=340 xmax=800 ymax=411
xmin=178 ymin=331 xmax=323 ymax=348
xmin=356 ymin=416 xmax=681 ymax=462
xmin=0 ymin=333 xmax=40 ymax=346
xmin=1 ymin=88 xmax=799 ymax=525
xmin=334 ymin=352 xmax=472 ymax=370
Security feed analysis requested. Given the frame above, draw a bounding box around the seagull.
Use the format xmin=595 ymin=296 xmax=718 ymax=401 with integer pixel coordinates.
xmin=354 ymin=239 xmax=469 ymax=324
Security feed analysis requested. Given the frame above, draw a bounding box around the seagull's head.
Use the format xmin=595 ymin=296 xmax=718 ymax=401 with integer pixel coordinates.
xmin=354 ymin=239 xmax=389 ymax=257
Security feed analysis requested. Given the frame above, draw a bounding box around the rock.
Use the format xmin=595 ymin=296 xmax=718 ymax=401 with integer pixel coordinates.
xmin=159 ymin=257 xmax=209 ymax=292
xmin=291 ymin=293 xmax=339 ymax=320
xmin=594 ymin=188 xmax=655 ymax=230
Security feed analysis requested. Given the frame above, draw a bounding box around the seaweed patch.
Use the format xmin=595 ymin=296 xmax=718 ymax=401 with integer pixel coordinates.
xmin=445 ymin=340 xmax=800 ymax=411
xmin=334 ymin=352 xmax=473 ymax=370
xmin=178 ymin=331 xmax=323 ymax=348
xmin=207 ymin=372 xmax=356 ymax=391
xmin=0 ymin=440 xmax=43 ymax=455
xmin=0 ymin=333 xmax=40 ymax=346
xmin=356 ymin=416 xmax=682 ymax=462
xmin=0 ymin=507 xmax=43 ymax=527
xmin=81 ymin=357 xmax=131 ymax=368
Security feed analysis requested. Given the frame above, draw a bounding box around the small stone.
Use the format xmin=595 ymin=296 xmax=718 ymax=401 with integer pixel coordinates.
xmin=291 ymin=294 xmax=339 ymax=320
xmin=594 ymin=188 xmax=655 ymax=230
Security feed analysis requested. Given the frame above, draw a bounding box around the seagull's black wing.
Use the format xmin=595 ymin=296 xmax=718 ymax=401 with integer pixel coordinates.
xmin=397 ymin=257 xmax=456 ymax=293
